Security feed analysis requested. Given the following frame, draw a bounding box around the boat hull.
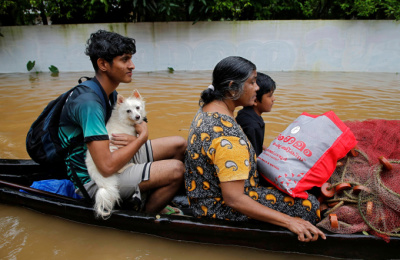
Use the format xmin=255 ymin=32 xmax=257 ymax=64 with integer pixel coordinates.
xmin=0 ymin=159 xmax=399 ymax=259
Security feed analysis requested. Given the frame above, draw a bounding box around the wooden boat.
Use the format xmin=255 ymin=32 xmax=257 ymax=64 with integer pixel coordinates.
xmin=0 ymin=158 xmax=398 ymax=259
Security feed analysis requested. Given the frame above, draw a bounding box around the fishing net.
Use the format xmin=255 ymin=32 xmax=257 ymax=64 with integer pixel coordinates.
xmin=316 ymin=119 xmax=400 ymax=242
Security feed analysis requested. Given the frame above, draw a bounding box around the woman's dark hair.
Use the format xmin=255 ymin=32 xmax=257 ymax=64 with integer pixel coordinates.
xmin=200 ymin=56 xmax=256 ymax=106
xmin=256 ymin=72 xmax=276 ymax=102
xmin=85 ymin=30 xmax=136 ymax=71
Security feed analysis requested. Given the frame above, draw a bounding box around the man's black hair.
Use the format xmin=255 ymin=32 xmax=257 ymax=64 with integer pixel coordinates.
xmin=85 ymin=30 xmax=136 ymax=71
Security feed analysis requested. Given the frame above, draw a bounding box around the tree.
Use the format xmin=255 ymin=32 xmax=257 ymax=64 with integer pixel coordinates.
xmin=300 ymin=0 xmax=400 ymax=20
xmin=1 ymin=0 xmax=399 ymax=26
xmin=0 ymin=0 xmax=35 ymax=25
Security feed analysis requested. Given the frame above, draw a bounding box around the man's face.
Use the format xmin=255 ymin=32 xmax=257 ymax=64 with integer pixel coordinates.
xmin=108 ymin=53 xmax=135 ymax=84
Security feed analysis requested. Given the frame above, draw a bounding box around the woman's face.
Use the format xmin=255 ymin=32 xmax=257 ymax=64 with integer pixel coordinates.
xmin=236 ymin=70 xmax=259 ymax=107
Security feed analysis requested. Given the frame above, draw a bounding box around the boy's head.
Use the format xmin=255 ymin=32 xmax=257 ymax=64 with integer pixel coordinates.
xmin=85 ymin=30 xmax=136 ymax=72
xmin=253 ymin=72 xmax=276 ymax=114
xmin=255 ymin=72 xmax=276 ymax=102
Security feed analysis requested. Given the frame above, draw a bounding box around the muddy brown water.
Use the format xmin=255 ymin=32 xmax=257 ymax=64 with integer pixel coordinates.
xmin=0 ymin=71 xmax=399 ymax=259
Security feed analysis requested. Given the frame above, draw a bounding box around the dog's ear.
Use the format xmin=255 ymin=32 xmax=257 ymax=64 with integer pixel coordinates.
xmin=131 ymin=89 xmax=142 ymax=100
xmin=117 ymin=94 xmax=125 ymax=105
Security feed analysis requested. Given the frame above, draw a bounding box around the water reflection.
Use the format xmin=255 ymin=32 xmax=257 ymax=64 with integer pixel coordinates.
xmin=0 ymin=214 xmax=27 ymax=259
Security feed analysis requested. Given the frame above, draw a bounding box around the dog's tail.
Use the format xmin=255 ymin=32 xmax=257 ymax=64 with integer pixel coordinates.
xmin=94 ymin=176 xmax=121 ymax=219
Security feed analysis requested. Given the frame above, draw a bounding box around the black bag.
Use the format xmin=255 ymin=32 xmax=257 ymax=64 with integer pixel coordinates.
xmin=26 ymin=79 xmax=114 ymax=178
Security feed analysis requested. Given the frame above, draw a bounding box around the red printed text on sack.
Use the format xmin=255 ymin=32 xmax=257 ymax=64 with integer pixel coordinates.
xmin=275 ymin=134 xmax=312 ymax=158
xmin=258 ymin=156 xmax=279 ymax=170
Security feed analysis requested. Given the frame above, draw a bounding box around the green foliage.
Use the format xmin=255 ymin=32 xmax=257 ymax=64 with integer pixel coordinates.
xmin=248 ymin=0 xmax=306 ymax=20
xmin=49 ymin=65 xmax=59 ymax=76
xmin=27 ymin=61 xmax=36 ymax=71
xmin=168 ymin=67 xmax=174 ymax=73
xmin=208 ymin=0 xmax=252 ymax=20
xmin=300 ymin=0 xmax=400 ymax=19
xmin=26 ymin=61 xmax=59 ymax=75
xmin=49 ymin=65 xmax=59 ymax=73
xmin=132 ymin=0 xmax=188 ymax=22
xmin=0 ymin=0 xmax=37 ymax=25
xmin=1 ymin=0 xmax=399 ymax=26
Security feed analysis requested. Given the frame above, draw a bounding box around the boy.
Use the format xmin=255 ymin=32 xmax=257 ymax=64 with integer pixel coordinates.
xmin=58 ymin=30 xmax=186 ymax=214
xmin=236 ymin=72 xmax=276 ymax=156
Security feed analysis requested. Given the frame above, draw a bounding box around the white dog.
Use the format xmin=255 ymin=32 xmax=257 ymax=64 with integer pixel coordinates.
xmin=85 ymin=89 xmax=146 ymax=219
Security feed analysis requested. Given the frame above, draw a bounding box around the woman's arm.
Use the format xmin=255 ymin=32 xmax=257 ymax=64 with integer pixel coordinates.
xmin=220 ymin=180 xmax=326 ymax=242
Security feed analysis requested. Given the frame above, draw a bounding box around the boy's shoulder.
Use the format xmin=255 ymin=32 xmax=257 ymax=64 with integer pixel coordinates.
xmin=65 ymin=85 xmax=104 ymax=109
xmin=236 ymin=106 xmax=264 ymax=127
xmin=237 ymin=106 xmax=258 ymax=118
xmin=61 ymin=85 xmax=107 ymax=125
xmin=69 ymin=84 xmax=100 ymax=99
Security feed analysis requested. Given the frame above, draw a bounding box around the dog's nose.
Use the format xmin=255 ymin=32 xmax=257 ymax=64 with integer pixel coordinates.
xmin=135 ymin=115 xmax=141 ymax=120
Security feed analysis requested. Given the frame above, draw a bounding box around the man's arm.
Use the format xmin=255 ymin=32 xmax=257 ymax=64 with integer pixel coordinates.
xmin=87 ymin=122 xmax=148 ymax=177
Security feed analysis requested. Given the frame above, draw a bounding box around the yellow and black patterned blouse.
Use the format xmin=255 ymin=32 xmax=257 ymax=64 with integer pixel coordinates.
xmin=184 ymin=108 xmax=320 ymax=224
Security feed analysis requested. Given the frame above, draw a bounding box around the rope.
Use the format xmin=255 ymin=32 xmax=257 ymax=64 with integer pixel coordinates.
xmin=357 ymin=193 xmax=400 ymax=238
xmin=321 ymin=153 xmax=400 ymax=237
xmin=374 ymin=161 xmax=400 ymax=198
xmin=356 ymin=160 xmax=400 ymax=238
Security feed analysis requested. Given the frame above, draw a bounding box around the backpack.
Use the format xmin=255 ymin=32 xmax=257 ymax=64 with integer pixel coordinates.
xmin=26 ymin=78 xmax=117 ymax=179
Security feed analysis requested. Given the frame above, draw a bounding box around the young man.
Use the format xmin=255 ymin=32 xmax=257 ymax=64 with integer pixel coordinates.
xmin=236 ymin=72 xmax=276 ymax=156
xmin=58 ymin=30 xmax=186 ymax=214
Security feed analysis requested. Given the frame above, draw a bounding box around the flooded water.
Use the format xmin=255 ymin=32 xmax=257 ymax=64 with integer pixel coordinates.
xmin=0 ymin=71 xmax=399 ymax=259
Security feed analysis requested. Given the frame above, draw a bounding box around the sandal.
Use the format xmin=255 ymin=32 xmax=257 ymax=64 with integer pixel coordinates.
xmin=161 ymin=205 xmax=184 ymax=215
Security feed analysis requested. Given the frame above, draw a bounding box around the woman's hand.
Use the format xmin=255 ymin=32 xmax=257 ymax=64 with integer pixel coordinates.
xmin=220 ymin=180 xmax=326 ymax=242
xmin=286 ymin=217 xmax=326 ymax=242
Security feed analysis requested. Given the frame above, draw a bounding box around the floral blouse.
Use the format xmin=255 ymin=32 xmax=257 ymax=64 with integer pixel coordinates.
xmin=184 ymin=108 xmax=320 ymax=224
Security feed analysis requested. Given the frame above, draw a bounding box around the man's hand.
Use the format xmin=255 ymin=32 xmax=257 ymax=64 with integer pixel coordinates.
xmin=134 ymin=121 xmax=148 ymax=140
xmin=110 ymin=121 xmax=148 ymax=148
xmin=110 ymin=133 xmax=136 ymax=148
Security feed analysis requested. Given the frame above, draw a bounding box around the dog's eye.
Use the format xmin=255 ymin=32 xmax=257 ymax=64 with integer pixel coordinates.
xmin=136 ymin=106 xmax=140 ymax=110
xmin=126 ymin=110 xmax=132 ymax=113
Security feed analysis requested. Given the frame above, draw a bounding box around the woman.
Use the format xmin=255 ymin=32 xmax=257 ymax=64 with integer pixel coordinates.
xmin=184 ymin=56 xmax=326 ymax=242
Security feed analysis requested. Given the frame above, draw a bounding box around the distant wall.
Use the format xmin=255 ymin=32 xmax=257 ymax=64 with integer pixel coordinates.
xmin=0 ymin=20 xmax=399 ymax=73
